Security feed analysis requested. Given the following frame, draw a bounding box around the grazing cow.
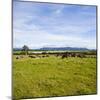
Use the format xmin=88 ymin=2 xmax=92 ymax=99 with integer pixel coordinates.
xmin=45 ymin=55 xmax=49 ymax=57
xmin=41 ymin=55 xmax=49 ymax=58
xmin=16 ymin=56 xmax=20 ymax=59
xmin=71 ymin=53 xmax=76 ymax=57
xmin=62 ymin=53 xmax=68 ymax=59
xmin=76 ymin=53 xmax=85 ymax=58
xmin=42 ymin=55 xmax=45 ymax=58
xmin=29 ymin=55 xmax=36 ymax=58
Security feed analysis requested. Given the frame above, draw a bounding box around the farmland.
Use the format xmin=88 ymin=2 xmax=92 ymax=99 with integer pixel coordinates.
xmin=13 ymin=51 xmax=97 ymax=99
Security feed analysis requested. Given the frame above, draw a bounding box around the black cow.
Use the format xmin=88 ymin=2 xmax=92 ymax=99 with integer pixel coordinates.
xmin=29 ymin=55 xmax=36 ymax=58
xmin=76 ymin=53 xmax=85 ymax=58
xmin=61 ymin=53 xmax=68 ymax=59
xmin=16 ymin=56 xmax=20 ymax=59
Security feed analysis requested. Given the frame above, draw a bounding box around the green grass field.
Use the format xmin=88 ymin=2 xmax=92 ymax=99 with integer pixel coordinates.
xmin=13 ymin=55 xmax=97 ymax=99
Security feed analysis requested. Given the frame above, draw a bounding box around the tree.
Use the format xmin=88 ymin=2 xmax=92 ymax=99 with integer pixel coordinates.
xmin=22 ymin=45 xmax=29 ymax=55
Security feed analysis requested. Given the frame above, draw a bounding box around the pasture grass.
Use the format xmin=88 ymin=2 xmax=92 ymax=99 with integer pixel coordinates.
xmin=13 ymin=55 xmax=97 ymax=99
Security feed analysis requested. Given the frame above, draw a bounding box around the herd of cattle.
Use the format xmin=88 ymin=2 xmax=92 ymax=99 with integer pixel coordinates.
xmin=15 ymin=52 xmax=96 ymax=59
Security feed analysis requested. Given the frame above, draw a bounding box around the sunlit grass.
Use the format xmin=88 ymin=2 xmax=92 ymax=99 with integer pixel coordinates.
xmin=13 ymin=56 xmax=97 ymax=99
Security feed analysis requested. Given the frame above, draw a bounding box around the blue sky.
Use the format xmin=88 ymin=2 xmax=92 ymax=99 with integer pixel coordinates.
xmin=13 ymin=1 xmax=96 ymax=49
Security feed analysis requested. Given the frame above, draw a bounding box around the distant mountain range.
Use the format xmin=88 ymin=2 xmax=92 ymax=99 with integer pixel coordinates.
xmin=13 ymin=47 xmax=96 ymax=51
xmin=39 ymin=47 xmax=89 ymax=51
xmin=13 ymin=48 xmax=22 ymax=51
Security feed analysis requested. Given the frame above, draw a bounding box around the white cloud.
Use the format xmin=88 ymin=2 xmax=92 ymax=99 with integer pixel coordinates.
xmin=13 ymin=1 xmax=96 ymax=49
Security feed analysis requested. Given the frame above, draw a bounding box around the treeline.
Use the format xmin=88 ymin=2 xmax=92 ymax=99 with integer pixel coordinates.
xmin=13 ymin=50 xmax=97 ymax=55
